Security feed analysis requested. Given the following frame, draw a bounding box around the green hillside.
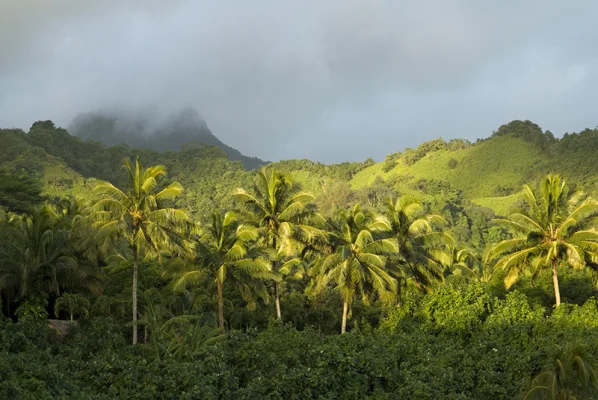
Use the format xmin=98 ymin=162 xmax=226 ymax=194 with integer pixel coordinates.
xmin=4 ymin=119 xmax=598 ymax=220
xmin=351 ymin=135 xmax=541 ymax=197
xmin=0 ymin=122 xmax=252 ymax=219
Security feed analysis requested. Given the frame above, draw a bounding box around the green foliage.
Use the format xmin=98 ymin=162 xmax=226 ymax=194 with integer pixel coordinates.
xmin=487 ymin=174 xmax=598 ymax=306
xmin=234 ymin=168 xmax=323 ymax=320
xmin=91 ymin=157 xmax=187 ymax=344
xmin=0 ymin=204 xmax=92 ymax=314
xmin=15 ymin=298 xmax=49 ymax=321
xmin=525 ymin=345 xmax=598 ymax=399
xmin=384 ymin=195 xmax=454 ymax=290
xmin=6 ymin=119 xmax=598 ymax=398
xmin=421 ymin=282 xmax=491 ymax=333
xmin=382 ymin=154 xmax=398 ymax=172
xmin=313 ymin=203 xmax=399 ymax=333
xmin=402 ymin=138 xmax=448 ymax=165
xmin=55 ymin=293 xmax=90 ymax=322
xmin=0 ymin=169 xmax=44 ymax=213
xmin=491 ymin=119 xmax=555 ymax=150
xmin=166 ymin=211 xmax=275 ymax=329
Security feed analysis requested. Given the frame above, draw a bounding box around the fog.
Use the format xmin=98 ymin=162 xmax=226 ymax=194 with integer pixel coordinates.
xmin=1 ymin=1 xmax=597 ymax=162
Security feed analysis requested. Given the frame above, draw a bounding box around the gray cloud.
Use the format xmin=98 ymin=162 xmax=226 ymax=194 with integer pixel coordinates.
xmin=1 ymin=0 xmax=597 ymax=162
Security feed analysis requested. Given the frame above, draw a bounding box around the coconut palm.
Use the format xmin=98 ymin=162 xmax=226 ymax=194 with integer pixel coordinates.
xmin=166 ymin=211 xmax=275 ymax=329
xmin=143 ymin=294 xmax=226 ymax=361
xmin=0 ymin=205 xmax=84 ymax=310
xmin=313 ymin=204 xmax=398 ymax=334
xmin=384 ymin=196 xmax=454 ymax=291
xmin=234 ymin=168 xmax=323 ymax=320
xmin=486 ymin=174 xmax=598 ymax=306
xmin=442 ymin=246 xmax=490 ymax=282
xmin=525 ymin=345 xmax=598 ymax=399
xmin=91 ymin=157 xmax=187 ymax=344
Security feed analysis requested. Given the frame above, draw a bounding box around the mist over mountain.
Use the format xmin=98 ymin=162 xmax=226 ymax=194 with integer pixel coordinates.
xmin=68 ymin=107 xmax=267 ymax=170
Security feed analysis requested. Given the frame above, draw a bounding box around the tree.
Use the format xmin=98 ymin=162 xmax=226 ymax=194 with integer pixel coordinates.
xmin=91 ymin=157 xmax=187 ymax=344
xmin=525 ymin=345 xmax=598 ymax=399
xmin=234 ymin=168 xmax=323 ymax=320
xmin=442 ymin=246 xmax=490 ymax=282
xmin=143 ymin=294 xmax=226 ymax=362
xmin=54 ymin=292 xmax=90 ymax=322
xmin=313 ymin=204 xmax=398 ymax=333
xmin=0 ymin=169 xmax=44 ymax=214
xmin=487 ymin=174 xmax=598 ymax=306
xmin=166 ymin=211 xmax=275 ymax=329
xmin=0 ymin=205 xmax=83 ymax=312
xmin=384 ymin=196 xmax=454 ymax=291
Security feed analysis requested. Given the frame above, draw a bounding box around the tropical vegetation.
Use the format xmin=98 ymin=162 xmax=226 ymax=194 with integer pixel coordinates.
xmin=3 ymin=119 xmax=598 ymax=398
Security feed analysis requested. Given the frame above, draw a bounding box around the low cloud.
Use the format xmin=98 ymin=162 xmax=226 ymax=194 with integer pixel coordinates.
xmin=1 ymin=0 xmax=597 ymax=162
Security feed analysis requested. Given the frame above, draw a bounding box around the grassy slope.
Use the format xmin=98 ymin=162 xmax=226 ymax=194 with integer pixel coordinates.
xmin=350 ymin=136 xmax=544 ymax=214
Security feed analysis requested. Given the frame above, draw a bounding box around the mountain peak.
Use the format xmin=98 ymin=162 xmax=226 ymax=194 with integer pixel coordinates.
xmin=68 ymin=108 xmax=266 ymax=169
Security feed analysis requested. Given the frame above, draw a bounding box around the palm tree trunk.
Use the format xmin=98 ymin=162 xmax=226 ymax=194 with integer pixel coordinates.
xmin=341 ymin=301 xmax=348 ymax=334
xmin=272 ymin=237 xmax=282 ymax=320
xmin=274 ymin=282 xmax=282 ymax=320
xmin=132 ymin=246 xmax=139 ymax=345
xmin=217 ymin=279 xmax=225 ymax=329
xmin=552 ymin=259 xmax=561 ymax=307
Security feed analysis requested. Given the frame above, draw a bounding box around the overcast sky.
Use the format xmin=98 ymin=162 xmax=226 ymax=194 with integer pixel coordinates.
xmin=1 ymin=1 xmax=597 ymax=162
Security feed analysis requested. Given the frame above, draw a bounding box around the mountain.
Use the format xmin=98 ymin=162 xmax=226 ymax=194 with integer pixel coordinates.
xmin=4 ymin=118 xmax=598 ymax=226
xmin=68 ymin=107 xmax=267 ymax=170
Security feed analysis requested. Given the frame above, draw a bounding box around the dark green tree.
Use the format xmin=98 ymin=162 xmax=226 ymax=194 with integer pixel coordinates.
xmin=0 ymin=205 xmax=83 ymax=310
xmin=0 ymin=170 xmax=44 ymax=213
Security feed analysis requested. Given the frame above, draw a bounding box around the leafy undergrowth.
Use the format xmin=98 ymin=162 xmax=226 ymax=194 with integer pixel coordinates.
xmin=2 ymin=286 xmax=598 ymax=399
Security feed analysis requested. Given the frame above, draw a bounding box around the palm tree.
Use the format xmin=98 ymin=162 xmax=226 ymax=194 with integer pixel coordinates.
xmin=142 ymin=293 xmax=226 ymax=361
xmin=91 ymin=157 xmax=187 ymax=344
xmin=384 ymin=196 xmax=454 ymax=291
xmin=166 ymin=211 xmax=275 ymax=329
xmin=0 ymin=205 xmax=83 ymax=310
xmin=442 ymin=246 xmax=490 ymax=282
xmin=54 ymin=292 xmax=90 ymax=322
xmin=486 ymin=174 xmax=598 ymax=307
xmin=234 ymin=168 xmax=323 ymax=320
xmin=313 ymin=204 xmax=398 ymax=334
xmin=525 ymin=345 xmax=598 ymax=399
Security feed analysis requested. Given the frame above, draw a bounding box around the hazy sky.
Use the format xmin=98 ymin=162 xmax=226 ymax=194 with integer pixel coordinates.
xmin=1 ymin=1 xmax=597 ymax=162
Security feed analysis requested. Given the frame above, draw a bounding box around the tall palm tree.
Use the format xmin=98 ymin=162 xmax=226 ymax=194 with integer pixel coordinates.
xmin=166 ymin=211 xmax=275 ymax=329
xmin=487 ymin=174 xmax=598 ymax=306
xmin=313 ymin=204 xmax=398 ymax=334
xmin=384 ymin=196 xmax=454 ymax=291
xmin=0 ymin=205 xmax=83 ymax=311
xmin=234 ymin=168 xmax=323 ymax=320
xmin=91 ymin=157 xmax=187 ymax=344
